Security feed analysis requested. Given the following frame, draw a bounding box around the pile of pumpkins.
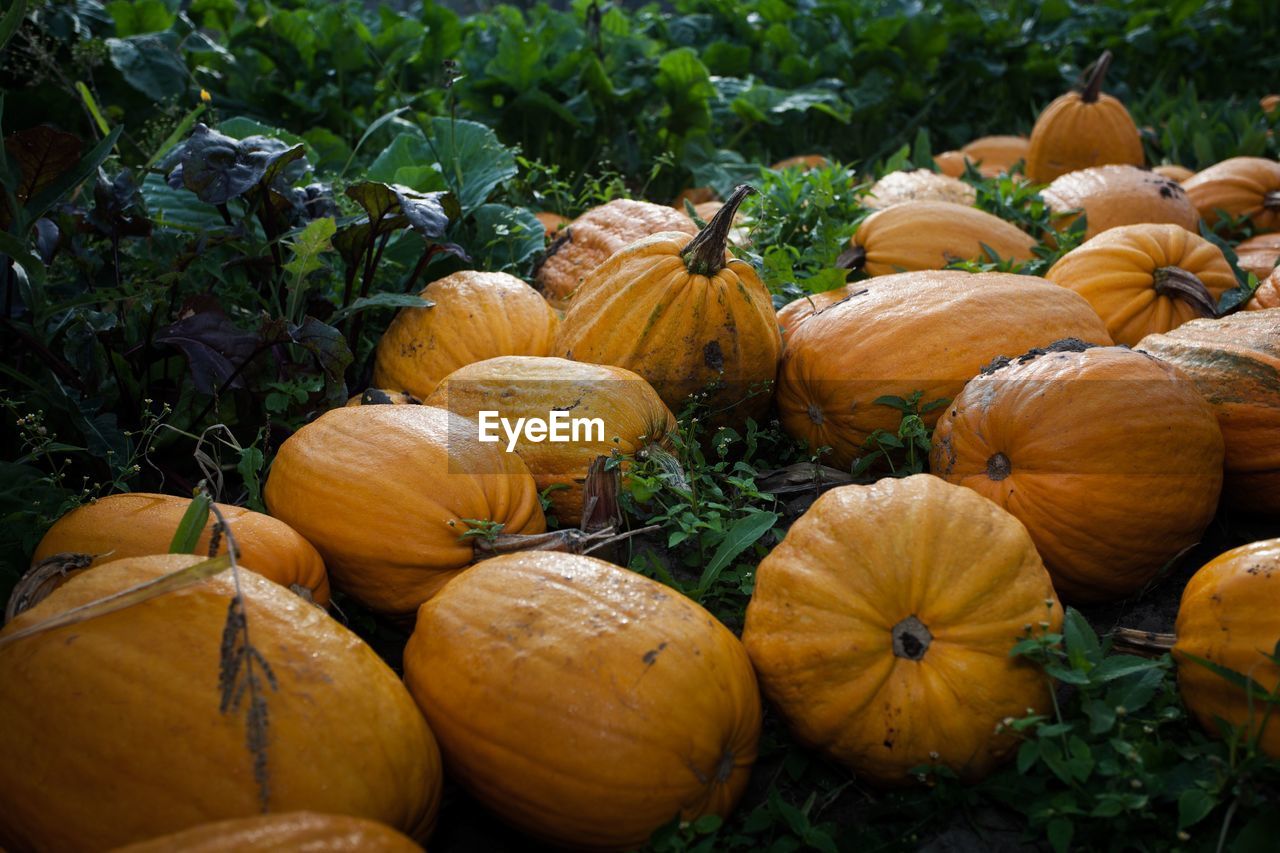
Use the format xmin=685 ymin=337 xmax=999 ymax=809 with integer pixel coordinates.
xmin=2 ymin=52 xmax=1279 ymax=853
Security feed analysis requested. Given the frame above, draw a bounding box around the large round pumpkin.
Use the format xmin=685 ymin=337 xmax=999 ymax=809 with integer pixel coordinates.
xmin=112 ymin=812 xmax=422 ymax=853
xmin=1182 ymin=157 xmax=1280 ymax=232
xmin=263 ymin=405 xmax=545 ymax=617
xmin=1138 ymin=310 xmax=1280 ymax=515
xmin=1044 ymin=223 xmax=1236 ymax=346
xmin=0 ymin=554 xmax=442 ymax=851
xmin=843 ymin=201 xmax=1037 ymax=275
xmin=425 ymin=356 xmax=676 ymax=524
xmin=930 ymin=342 xmax=1224 ymax=601
xmin=1173 ymin=539 xmax=1280 ymax=759
xmin=403 ymin=551 xmax=761 ymax=851
xmin=371 ymin=271 xmax=559 ymax=400
xmin=776 ymin=285 xmax=863 ymax=342
xmin=777 ymin=271 xmax=1112 ymax=469
xmin=1235 ymin=233 xmax=1280 ymax=281
xmin=1041 ymin=165 xmax=1199 ymax=239
xmin=535 ymin=199 xmax=697 ymax=310
xmin=864 ymin=169 xmax=975 ymax=209
xmin=1248 ymin=270 xmax=1280 ymax=311
xmin=742 ymin=474 xmax=1061 ymax=785
xmin=555 ymin=186 xmax=781 ymax=421
xmin=30 ymin=493 xmax=329 ymax=606
xmin=1026 ymin=51 xmax=1144 ymax=183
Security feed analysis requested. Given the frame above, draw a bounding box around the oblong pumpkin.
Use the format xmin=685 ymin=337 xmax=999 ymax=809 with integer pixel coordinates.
xmin=263 ymin=405 xmax=545 ymax=616
xmin=1248 ymin=270 xmax=1280 ymax=311
xmin=403 ymin=551 xmax=761 ymax=851
xmin=864 ymin=169 xmax=975 ymax=209
xmin=371 ymin=270 xmax=559 ymax=400
xmin=31 ymin=493 xmax=329 ymax=606
xmin=845 ymin=201 xmax=1037 ymax=275
xmin=111 ymin=812 xmax=422 ymax=853
xmin=0 ymin=555 xmax=442 ymax=852
xmin=1138 ymin=310 xmax=1280 ymax=515
xmin=776 ymin=285 xmax=862 ymax=342
xmin=1153 ymin=164 xmax=1195 ymax=183
xmin=771 ymin=154 xmax=828 ymax=171
xmin=930 ymin=342 xmax=1224 ymax=601
xmin=345 ymin=388 xmax=421 ymax=407
xmin=1044 ymin=223 xmax=1236 ymax=346
xmin=776 ymin=270 xmax=1113 ymax=468
xmin=1041 ymin=165 xmax=1199 ymax=239
xmin=1182 ymin=157 xmax=1280 ymax=232
xmin=933 ymin=150 xmax=967 ymax=178
xmin=1235 ymin=232 xmax=1280 ymax=281
xmin=742 ymin=474 xmax=1061 ymax=785
xmin=1173 ymin=539 xmax=1280 ymax=759
xmin=960 ymin=135 xmax=1030 ymax=177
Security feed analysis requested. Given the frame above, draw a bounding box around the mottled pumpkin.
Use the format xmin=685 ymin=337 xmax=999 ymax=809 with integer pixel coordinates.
xmin=931 ymin=342 xmax=1224 ymax=601
xmin=777 ymin=271 xmax=1112 ymax=468
xmin=535 ymin=200 xmax=697 ymax=310
xmin=1248 ymin=270 xmax=1280 ymax=311
xmin=1235 ymin=233 xmax=1280 ymax=281
xmin=1153 ymin=164 xmax=1196 ymax=183
xmin=960 ymin=135 xmax=1030 ymax=177
xmin=555 ymin=186 xmax=781 ymax=421
xmin=843 ymin=201 xmax=1037 ymax=275
xmin=864 ymin=169 xmax=976 ymax=209
xmin=771 ymin=154 xmax=828 ymax=171
xmin=0 ymin=555 xmax=442 ymax=851
xmin=31 ymin=493 xmax=329 ymax=605
xmin=1173 ymin=539 xmax=1280 ymax=758
xmin=263 ymin=405 xmax=545 ymax=617
xmin=1041 ymin=165 xmax=1199 ymax=239
xmin=345 ymin=388 xmax=422 ymax=407
xmin=371 ymin=271 xmax=559 ymax=400
xmin=111 ymin=812 xmax=423 ymax=853
xmin=1027 ymin=52 xmax=1144 ymax=183
xmin=535 ymin=211 xmax=570 ymax=239
xmin=1045 ymin=223 xmax=1236 ymax=346
xmin=1138 ymin=310 xmax=1280 ymax=515
xmin=1182 ymin=157 xmax=1280 ymax=232
xmin=425 ymin=356 xmax=676 ymax=524
xmin=743 ymin=474 xmax=1061 ymax=785
xmin=403 ymin=551 xmax=761 ymax=851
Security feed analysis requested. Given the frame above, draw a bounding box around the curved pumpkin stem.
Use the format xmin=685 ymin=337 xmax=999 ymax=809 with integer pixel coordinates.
xmin=472 ymin=524 xmax=662 ymax=560
xmin=1153 ymin=266 xmax=1218 ymax=317
xmin=1112 ymin=626 xmax=1176 ymax=658
xmin=1265 ymin=190 xmax=1280 ymax=212
xmin=836 ymin=243 xmax=867 ymax=272
xmin=680 ymin=184 xmax=755 ymax=276
xmin=1080 ymin=50 xmax=1113 ymax=104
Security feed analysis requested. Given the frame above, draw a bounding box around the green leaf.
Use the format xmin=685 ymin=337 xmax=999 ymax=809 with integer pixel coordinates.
xmin=464 ymin=204 xmax=544 ymax=273
xmin=1016 ymin=739 xmax=1040 ymax=773
xmin=422 ymin=118 xmax=518 ymax=214
xmin=168 ymin=491 xmax=212 ymax=554
xmin=0 ymin=231 xmax=45 ymax=285
xmin=0 ymin=0 xmax=27 ymax=56
xmin=1233 ymin=810 xmax=1280 ymax=853
xmin=696 ymin=511 xmax=778 ymax=595
xmin=283 ymin=217 xmax=337 ymax=282
xmin=328 ymin=292 xmax=433 ymax=324
xmin=1178 ymin=788 xmax=1216 ymax=829
xmin=1105 ymin=668 xmax=1165 ymax=714
xmin=23 ymin=125 xmax=123 ymax=226
xmin=1091 ymin=655 xmax=1165 ymax=682
xmin=1063 ymin=607 xmax=1102 ymax=669
xmin=107 ymin=0 xmax=175 ymax=36
xmin=106 ymin=33 xmax=189 ymax=100
xmin=1046 ymin=817 xmax=1073 ymax=853
xmin=139 ymin=172 xmax=227 ymax=230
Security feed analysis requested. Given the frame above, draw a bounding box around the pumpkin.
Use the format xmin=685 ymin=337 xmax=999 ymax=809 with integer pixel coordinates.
xmin=111 ymin=812 xmax=423 ymax=853
xmin=1248 ymin=270 xmax=1280 ymax=311
xmin=535 ymin=211 xmax=570 ymax=239
xmin=931 ymin=341 xmax=1224 ymax=601
xmin=742 ymin=474 xmax=1061 ymax=785
xmin=263 ymin=405 xmax=545 ymax=617
xmin=1044 ymin=223 xmax=1235 ymax=346
xmin=1153 ymin=164 xmax=1196 ymax=183
xmin=960 ymin=135 xmax=1030 ymax=176
xmin=673 ymin=186 xmax=719 ymax=208
xmin=345 ymin=388 xmax=421 ymax=406
xmin=1026 ymin=51 xmax=1144 ymax=183
xmin=1264 ymin=95 xmax=1280 ymax=115
xmin=1138 ymin=310 xmax=1280 ymax=515
xmin=403 ymin=551 xmax=761 ymax=851
xmin=842 ymin=201 xmax=1037 ymax=275
xmin=30 ymin=493 xmax=329 ymax=606
xmin=1235 ymin=232 xmax=1280 ymax=281
xmin=371 ymin=271 xmax=559 ymax=400
xmin=535 ymin=200 xmax=697 ymax=311
xmin=1041 ymin=165 xmax=1199 ymax=239
xmin=932 ymin=150 xmax=967 ymax=178
xmin=555 ymin=186 xmax=781 ymax=421
xmin=776 ymin=285 xmax=863 ymax=342
xmin=777 ymin=270 xmax=1112 ymax=469
xmin=771 ymin=154 xmax=828 ymax=171
xmin=0 ymin=555 xmax=442 ymax=851
xmin=424 ymin=356 xmax=676 ymax=524
xmin=1182 ymin=157 xmax=1280 ymax=232
xmin=1173 ymin=539 xmax=1280 ymax=758
xmin=864 ymin=169 xmax=976 ymax=209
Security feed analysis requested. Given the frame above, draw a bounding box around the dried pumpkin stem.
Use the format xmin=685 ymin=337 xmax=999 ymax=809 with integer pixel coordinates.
xmin=1112 ymin=626 xmax=1176 ymax=657
xmin=1081 ymin=50 xmax=1113 ymax=104
xmin=1265 ymin=190 xmax=1280 ymax=211
xmin=680 ymin=184 xmax=755 ymax=276
xmin=1153 ymin=266 xmax=1217 ymax=317
xmin=473 ymin=525 xmax=662 ymax=560
xmin=891 ymin=615 xmax=933 ymax=661
xmin=836 ymin=243 xmax=867 ymax=271
xmin=4 ymin=552 xmax=96 ymax=624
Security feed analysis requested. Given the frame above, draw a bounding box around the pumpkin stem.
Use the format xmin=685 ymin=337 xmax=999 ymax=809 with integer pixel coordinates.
xmin=473 ymin=524 xmax=662 ymax=560
xmin=580 ymin=454 xmax=623 ymax=533
xmin=836 ymin=243 xmax=867 ymax=271
xmin=891 ymin=615 xmax=933 ymax=661
xmin=1111 ymin=626 xmax=1176 ymax=657
xmin=1153 ymin=266 xmax=1218 ymax=317
xmin=4 ymin=552 xmax=96 ymax=623
xmin=986 ymin=452 xmax=1012 ymax=481
xmin=680 ymin=184 xmax=755 ymax=276
xmin=1265 ymin=190 xmax=1280 ymax=211
xmin=1080 ymin=50 xmax=1113 ymax=104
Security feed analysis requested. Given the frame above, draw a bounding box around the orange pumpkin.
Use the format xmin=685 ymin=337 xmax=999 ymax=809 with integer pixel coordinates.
xmin=535 ymin=211 xmax=570 ymax=239
xmin=403 ymin=551 xmax=761 ymax=850
xmin=0 ymin=555 xmax=442 ymax=851
xmin=1041 ymin=165 xmax=1199 ymax=239
xmin=932 ymin=150 xmax=967 ymax=178
xmin=345 ymin=388 xmax=421 ymax=407
xmin=1153 ymin=164 xmax=1196 ymax=183
xmin=864 ymin=169 xmax=975 ymax=208
xmin=371 ymin=271 xmax=559 ymax=400
xmin=844 ymin=201 xmax=1037 ymax=275
xmin=263 ymin=405 xmax=545 ymax=617
xmin=1182 ymin=157 xmax=1280 ymax=232
xmin=1138 ymin=310 xmax=1280 ymax=515
xmin=1044 ymin=223 xmax=1236 ymax=346
xmin=776 ymin=285 xmax=862 ymax=342
xmin=31 ymin=493 xmax=329 ymax=605
xmin=1026 ymin=51 xmax=1144 ymax=183
xmin=771 ymin=154 xmax=828 ymax=171
xmin=673 ymin=186 xmax=719 ymax=208
xmin=1173 ymin=539 xmax=1280 ymax=758
xmin=777 ymin=270 xmax=1112 ymax=468
xmin=931 ymin=342 xmax=1224 ymax=601
xmin=742 ymin=474 xmax=1061 ymax=785
xmin=1263 ymin=95 xmax=1280 ymax=115
xmin=1248 ymin=270 xmax=1280 ymax=310
xmin=1235 ymin=232 xmax=1280 ymax=281
xmin=555 ymin=186 xmax=781 ymax=421
xmin=111 ymin=812 xmax=423 ymax=852
xmin=960 ymin=135 xmax=1030 ymax=176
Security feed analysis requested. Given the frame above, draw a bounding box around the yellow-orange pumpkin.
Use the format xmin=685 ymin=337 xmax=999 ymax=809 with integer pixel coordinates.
xmin=776 ymin=285 xmax=863 ymax=342
xmin=1153 ymin=164 xmax=1196 ymax=183
xmin=1182 ymin=157 xmax=1280 ymax=232
xmin=771 ymin=154 xmax=829 ymax=171
xmin=960 ymin=135 xmax=1030 ymax=176
xmin=1235 ymin=233 xmax=1280 ymax=281
xmin=345 ymin=388 xmax=421 ymax=407
xmin=1248 ymin=270 xmax=1280 ymax=310
xmin=1041 ymin=165 xmax=1199 ymax=239
xmin=864 ymin=169 xmax=975 ymax=209
xmin=932 ymin=150 xmax=967 ymax=178
xmin=535 ymin=211 xmax=570 ymax=239
xmin=111 ymin=812 xmax=423 ymax=853
xmin=844 ymin=201 xmax=1037 ymax=275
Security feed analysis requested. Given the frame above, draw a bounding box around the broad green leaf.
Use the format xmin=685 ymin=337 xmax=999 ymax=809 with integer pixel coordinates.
xmin=696 ymin=511 xmax=778 ymax=594
xmin=328 ymin=292 xmax=433 ymax=324
xmin=106 ymin=33 xmax=188 ymax=100
xmin=1178 ymin=788 xmax=1216 ymax=829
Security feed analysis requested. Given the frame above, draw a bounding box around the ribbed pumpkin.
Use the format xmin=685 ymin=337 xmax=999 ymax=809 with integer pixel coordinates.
xmin=1138 ymin=310 xmax=1280 ymax=515
xmin=1153 ymin=164 xmax=1196 ymax=183
xmin=345 ymin=388 xmax=421 ymax=407
xmin=0 ymin=555 xmax=442 ymax=851
xmin=1026 ymin=51 xmax=1144 ymax=183
xmin=742 ymin=474 xmax=1061 ymax=785
xmin=30 ymin=493 xmax=329 ymax=605
xmin=371 ymin=271 xmax=559 ymax=400
xmin=1248 ymin=270 xmax=1280 ymax=310
xmin=864 ymin=169 xmax=976 ymax=209
xmin=960 ymin=135 xmax=1030 ymax=176
xmin=555 ymin=186 xmax=781 ymax=421
xmin=535 ymin=200 xmax=697 ymax=310
xmin=1235 ymin=233 xmax=1280 ymax=280
xmin=1044 ymin=223 xmax=1235 ymax=346
xmin=930 ymin=342 xmax=1224 ymax=601
xmin=112 ymin=812 xmax=423 ymax=853
xmin=403 ymin=551 xmax=761 ymax=851
xmin=1173 ymin=539 xmax=1280 ymax=758
xmin=1182 ymin=157 xmax=1280 ymax=232
xmin=1041 ymin=165 xmax=1199 ymax=239
xmin=777 ymin=271 xmax=1112 ymax=469
xmin=425 ymin=356 xmax=676 ymax=524
xmin=263 ymin=405 xmax=545 ymax=617
xmin=843 ymin=201 xmax=1037 ymax=275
